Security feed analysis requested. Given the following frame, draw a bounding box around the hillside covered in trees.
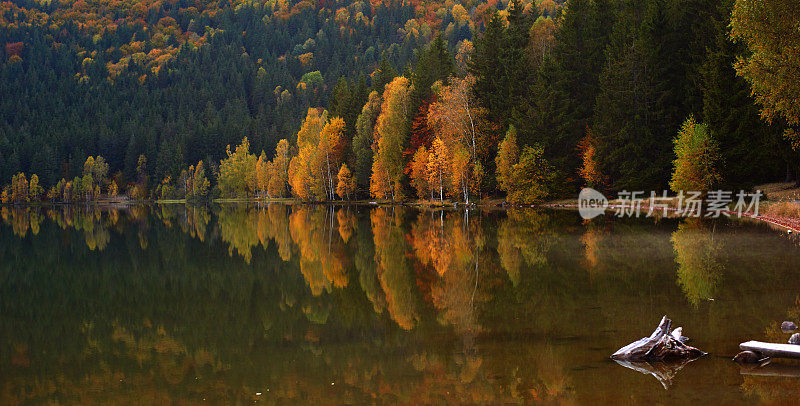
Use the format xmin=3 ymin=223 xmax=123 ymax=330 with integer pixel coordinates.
xmin=1 ymin=0 xmax=797 ymax=203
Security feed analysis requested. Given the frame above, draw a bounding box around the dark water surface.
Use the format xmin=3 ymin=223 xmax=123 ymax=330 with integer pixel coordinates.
xmin=1 ymin=204 xmax=800 ymax=404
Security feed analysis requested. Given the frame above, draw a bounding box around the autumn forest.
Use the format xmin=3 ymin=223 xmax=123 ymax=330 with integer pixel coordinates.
xmin=1 ymin=0 xmax=797 ymax=203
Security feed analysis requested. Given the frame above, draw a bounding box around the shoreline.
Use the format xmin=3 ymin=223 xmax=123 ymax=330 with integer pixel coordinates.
xmin=3 ymin=198 xmax=800 ymax=234
xmin=541 ymin=201 xmax=800 ymax=234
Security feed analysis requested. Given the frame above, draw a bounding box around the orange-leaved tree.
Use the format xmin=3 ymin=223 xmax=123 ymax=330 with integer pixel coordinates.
xmin=410 ymin=146 xmax=430 ymax=199
xmin=577 ymin=127 xmax=606 ymax=189
xmin=336 ymin=163 xmax=356 ymax=200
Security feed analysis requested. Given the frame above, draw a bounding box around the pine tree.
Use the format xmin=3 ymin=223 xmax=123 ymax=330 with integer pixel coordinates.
xmin=526 ymin=0 xmax=612 ymax=186
xmin=593 ymin=0 xmax=688 ymax=191
xmin=469 ymin=11 xmax=507 ymax=125
xmin=410 ymin=34 xmax=455 ymax=113
xmin=701 ymin=0 xmax=787 ymax=186
xmin=353 ymin=91 xmax=382 ymax=194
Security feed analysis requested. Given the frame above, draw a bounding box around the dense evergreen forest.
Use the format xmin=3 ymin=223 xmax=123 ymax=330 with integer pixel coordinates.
xmin=1 ymin=0 xmax=797 ymax=203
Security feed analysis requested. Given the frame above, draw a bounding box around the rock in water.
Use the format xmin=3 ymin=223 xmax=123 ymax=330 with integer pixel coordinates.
xmin=611 ymin=316 xmax=705 ymax=361
xmin=781 ymin=321 xmax=797 ymax=333
xmin=733 ymin=351 xmax=764 ymax=364
xmin=789 ymin=333 xmax=800 ymax=345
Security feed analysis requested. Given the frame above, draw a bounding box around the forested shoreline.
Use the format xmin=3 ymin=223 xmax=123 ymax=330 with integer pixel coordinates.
xmin=1 ymin=0 xmax=797 ymax=205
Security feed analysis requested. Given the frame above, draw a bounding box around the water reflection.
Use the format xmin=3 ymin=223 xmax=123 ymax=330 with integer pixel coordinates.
xmin=2 ymin=204 xmax=800 ymax=403
xmin=671 ymin=219 xmax=724 ymax=306
xmin=614 ymin=358 xmax=700 ymax=390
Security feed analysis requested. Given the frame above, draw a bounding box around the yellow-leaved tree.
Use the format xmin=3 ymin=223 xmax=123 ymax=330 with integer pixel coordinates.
xmin=372 ymin=76 xmax=412 ymax=200
xmin=255 ymin=152 xmax=270 ymax=198
xmin=218 ymin=137 xmax=257 ymax=198
xmin=495 ymin=125 xmax=519 ymax=194
xmin=495 ymin=125 xmax=554 ymax=204
xmin=191 ymin=160 xmax=210 ymax=199
xmin=28 ymin=174 xmax=43 ymax=201
xmin=669 ymin=116 xmax=721 ymax=194
xmin=731 ymin=0 xmax=800 ymax=148
xmin=427 ymin=137 xmax=449 ymax=201
xmin=336 ymin=163 xmax=356 ymax=200
xmin=269 ymin=139 xmax=291 ymax=198
xmin=288 ymin=109 xmax=345 ymax=201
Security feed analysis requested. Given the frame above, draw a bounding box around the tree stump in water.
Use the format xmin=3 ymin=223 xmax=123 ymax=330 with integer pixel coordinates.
xmin=611 ymin=316 xmax=705 ymax=361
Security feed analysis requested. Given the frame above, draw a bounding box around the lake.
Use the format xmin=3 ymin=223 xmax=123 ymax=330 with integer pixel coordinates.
xmin=1 ymin=204 xmax=800 ymax=404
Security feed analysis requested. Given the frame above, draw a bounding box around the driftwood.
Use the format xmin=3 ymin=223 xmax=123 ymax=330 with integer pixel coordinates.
xmin=614 ymin=358 xmax=698 ymax=389
xmin=611 ymin=316 xmax=705 ymax=361
xmin=739 ymin=341 xmax=800 ymax=360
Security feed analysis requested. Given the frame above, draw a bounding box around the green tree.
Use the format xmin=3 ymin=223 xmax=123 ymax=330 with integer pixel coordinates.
xmin=192 ymin=160 xmax=210 ymax=200
xmin=133 ymin=154 xmax=149 ymax=200
xmin=593 ymin=0 xmax=690 ymax=191
xmin=372 ymin=77 xmax=413 ymax=200
xmin=29 ymin=174 xmax=44 ymax=201
xmin=495 ymin=126 xmax=519 ymax=194
xmin=268 ymin=139 xmax=291 ymax=198
xmin=730 ymin=0 xmax=800 ymax=146
xmin=669 ymin=116 xmax=721 ymax=194
xmin=352 ymin=91 xmax=382 ymax=193
xmin=700 ymin=0 xmax=785 ymax=187
xmin=83 ymin=156 xmax=109 ymax=188
xmin=410 ymin=34 xmax=454 ymax=112
xmin=527 ymin=0 xmax=611 ymax=184
xmin=469 ymin=11 xmax=507 ymax=125
xmin=508 ymin=145 xmax=554 ymax=204
xmin=470 ymin=5 xmax=535 ymax=128
xmin=218 ymin=137 xmax=257 ymax=198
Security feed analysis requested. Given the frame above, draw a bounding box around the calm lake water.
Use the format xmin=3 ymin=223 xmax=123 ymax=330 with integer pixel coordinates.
xmin=1 ymin=204 xmax=800 ymax=404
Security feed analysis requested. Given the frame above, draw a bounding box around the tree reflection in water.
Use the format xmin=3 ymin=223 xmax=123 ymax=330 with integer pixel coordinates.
xmin=1 ymin=204 xmax=800 ymax=403
xmin=671 ymin=218 xmax=724 ymax=306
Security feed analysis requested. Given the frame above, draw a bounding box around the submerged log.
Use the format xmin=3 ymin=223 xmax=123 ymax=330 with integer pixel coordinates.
xmin=611 ymin=316 xmax=705 ymax=361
